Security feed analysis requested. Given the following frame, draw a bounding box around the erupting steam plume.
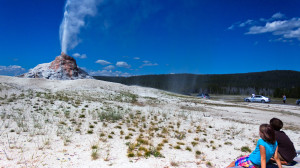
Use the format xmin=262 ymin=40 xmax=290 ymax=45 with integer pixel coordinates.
xmin=59 ymin=0 xmax=99 ymax=53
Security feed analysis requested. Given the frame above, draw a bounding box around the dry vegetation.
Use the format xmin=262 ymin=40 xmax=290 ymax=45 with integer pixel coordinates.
xmin=0 ymin=77 xmax=299 ymax=168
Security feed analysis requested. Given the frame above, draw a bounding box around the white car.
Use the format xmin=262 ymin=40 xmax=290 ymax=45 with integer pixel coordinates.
xmin=244 ymin=95 xmax=270 ymax=103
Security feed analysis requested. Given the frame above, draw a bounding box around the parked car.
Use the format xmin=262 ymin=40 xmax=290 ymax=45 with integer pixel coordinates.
xmin=297 ymin=99 xmax=300 ymax=105
xmin=244 ymin=95 xmax=270 ymax=103
xmin=197 ymin=93 xmax=210 ymax=99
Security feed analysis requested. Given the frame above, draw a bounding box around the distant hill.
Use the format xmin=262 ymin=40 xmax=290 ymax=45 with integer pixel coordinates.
xmin=93 ymin=70 xmax=300 ymax=98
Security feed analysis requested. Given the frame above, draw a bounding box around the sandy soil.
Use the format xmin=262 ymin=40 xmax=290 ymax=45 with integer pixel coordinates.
xmin=0 ymin=76 xmax=299 ymax=168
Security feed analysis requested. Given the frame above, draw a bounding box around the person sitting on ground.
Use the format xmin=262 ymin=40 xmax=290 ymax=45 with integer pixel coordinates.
xmin=226 ymin=124 xmax=282 ymax=168
xmin=269 ymin=118 xmax=297 ymax=165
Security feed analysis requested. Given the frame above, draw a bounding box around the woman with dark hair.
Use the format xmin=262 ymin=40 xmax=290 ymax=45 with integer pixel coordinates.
xmin=269 ymin=118 xmax=297 ymax=165
xmin=226 ymin=124 xmax=282 ymax=168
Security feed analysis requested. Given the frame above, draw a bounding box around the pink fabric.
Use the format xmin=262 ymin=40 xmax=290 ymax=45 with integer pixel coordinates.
xmin=235 ymin=155 xmax=256 ymax=168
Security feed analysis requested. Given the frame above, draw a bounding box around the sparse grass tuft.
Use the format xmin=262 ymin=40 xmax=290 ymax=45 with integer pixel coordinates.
xmin=91 ymin=150 xmax=99 ymax=160
xmin=175 ymin=131 xmax=186 ymax=140
xmin=127 ymin=152 xmax=135 ymax=157
xmin=87 ymin=130 xmax=93 ymax=134
xmin=174 ymin=145 xmax=181 ymax=149
xmin=224 ymin=141 xmax=232 ymax=145
xmin=195 ymin=150 xmax=202 ymax=155
xmin=186 ymin=146 xmax=192 ymax=151
xmin=170 ymin=161 xmax=179 ymax=167
xmin=91 ymin=144 xmax=98 ymax=150
xmin=98 ymin=109 xmax=123 ymax=121
xmin=241 ymin=146 xmax=251 ymax=153
xmin=206 ymin=161 xmax=213 ymax=167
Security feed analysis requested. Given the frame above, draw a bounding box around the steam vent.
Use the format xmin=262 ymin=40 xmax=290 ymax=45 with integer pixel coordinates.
xmin=21 ymin=52 xmax=93 ymax=80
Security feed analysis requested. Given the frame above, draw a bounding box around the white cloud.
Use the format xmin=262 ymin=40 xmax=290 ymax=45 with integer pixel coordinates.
xmin=229 ymin=12 xmax=300 ymax=42
xmin=247 ymin=20 xmax=288 ymax=34
xmin=259 ymin=18 xmax=267 ymax=22
xmin=103 ymin=65 xmax=115 ymax=70
xmin=73 ymin=53 xmax=80 ymax=57
xmin=227 ymin=24 xmax=235 ymax=30
xmin=239 ymin=20 xmax=254 ymax=27
xmin=283 ymin=27 xmax=300 ymax=39
xmin=269 ymin=38 xmax=293 ymax=43
xmin=0 ymin=65 xmax=26 ymax=76
xmin=116 ymin=61 xmax=131 ymax=68
xmin=140 ymin=61 xmax=158 ymax=68
xmin=80 ymin=54 xmax=87 ymax=59
xmin=95 ymin=60 xmax=112 ymax=65
xmin=72 ymin=53 xmax=87 ymax=59
xmin=272 ymin=12 xmax=285 ymax=19
xmin=88 ymin=70 xmax=130 ymax=77
xmin=228 ymin=20 xmax=255 ymax=30
xmin=133 ymin=57 xmax=140 ymax=60
xmin=247 ymin=18 xmax=300 ymax=40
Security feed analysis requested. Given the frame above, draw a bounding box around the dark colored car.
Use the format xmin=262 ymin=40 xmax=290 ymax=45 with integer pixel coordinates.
xmin=297 ymin=99 xmax=300 ymax=105
xmin=197 ymin=93 xmax=210 ymax=99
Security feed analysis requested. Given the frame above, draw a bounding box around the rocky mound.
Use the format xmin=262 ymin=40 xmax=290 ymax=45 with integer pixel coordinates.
xmin=20 ymin=52 xmax=93 ymax=80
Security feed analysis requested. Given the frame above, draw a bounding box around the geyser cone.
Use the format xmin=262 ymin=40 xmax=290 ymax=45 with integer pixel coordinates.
xmin=21 ymin=53 xmax=93 ymax=80
xmin=50 ymin=52 xmax=78 ymax=77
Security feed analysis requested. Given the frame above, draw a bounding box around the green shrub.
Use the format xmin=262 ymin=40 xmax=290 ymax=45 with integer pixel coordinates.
xmin=91 ymin=150 xmax=99 ymax=160
xmin=91 ymin=145 xmax=98 ymax=150
xmin=98 ymin=110 xmax=123 ymax=121
xmin=241 ymin=146 xmax=251 ymax=153
xmin=224 ymin=141 xmax=232 ymax=145
xmin=206 ymin=161 xmax=213 ymax=167
xmin=128 ymin=153 xmax=135 ymax=157
xmin=185 ymin=146 xmax=192 ymax=151
xmin=174 ymin=145 xmax=181 ymax=149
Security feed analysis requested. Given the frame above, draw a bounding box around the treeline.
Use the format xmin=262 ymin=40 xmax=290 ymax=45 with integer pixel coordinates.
xmin=93 ymin=70 xmax=300 ymax=98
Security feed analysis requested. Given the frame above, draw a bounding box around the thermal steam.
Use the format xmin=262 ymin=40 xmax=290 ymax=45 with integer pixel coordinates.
xmin=59 ymin=0 xmax=99 ymax=53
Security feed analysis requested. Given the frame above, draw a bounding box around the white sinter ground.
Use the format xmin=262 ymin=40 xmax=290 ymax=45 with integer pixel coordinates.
xmin=0 ymin=76 xmax=299 ymax=168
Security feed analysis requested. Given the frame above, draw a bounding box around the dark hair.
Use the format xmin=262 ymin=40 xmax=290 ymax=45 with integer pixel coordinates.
xmin=270 ymin=118 xmax=283 ymax=131
xmin=259 ymin=124 xmax=276 ymax=144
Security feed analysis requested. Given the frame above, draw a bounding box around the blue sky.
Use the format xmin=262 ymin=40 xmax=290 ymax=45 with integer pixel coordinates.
xmin=1 ymin=0 xmax=300 ymax=76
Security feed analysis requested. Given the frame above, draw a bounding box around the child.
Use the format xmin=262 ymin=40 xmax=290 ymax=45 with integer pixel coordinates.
xmin=226 ymin=124 xmax=282 ymax=168
xmin=269 ymin=118 xmax=297 ymax=165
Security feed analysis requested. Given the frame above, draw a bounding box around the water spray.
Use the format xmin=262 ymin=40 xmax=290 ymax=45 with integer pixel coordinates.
xmin=59 ymin=0 xmax=99 ymax=54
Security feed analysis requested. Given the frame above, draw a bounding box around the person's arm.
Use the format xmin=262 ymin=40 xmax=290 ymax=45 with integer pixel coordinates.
xmin=274 ymin=146 xmax=282 ymax=168
xmin=260 ymin=145 xmax=266 ymax=168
